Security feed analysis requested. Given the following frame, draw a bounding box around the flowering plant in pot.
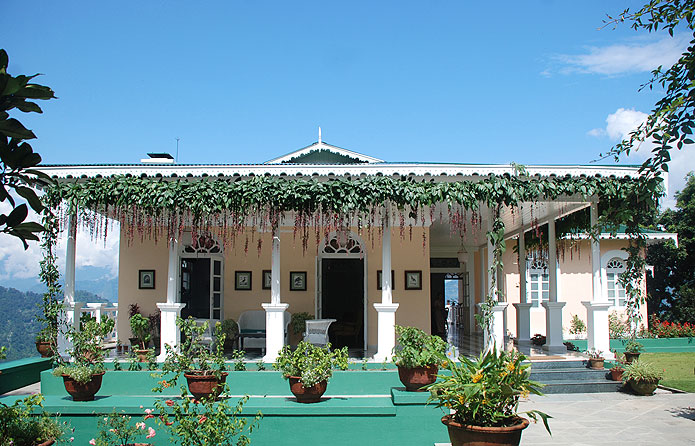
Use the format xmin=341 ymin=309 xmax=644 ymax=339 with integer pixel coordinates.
xmin=392 ymin=325 xmax=447 ymax=391
xmin=0 ymin=394 xmax=69 ymax=446
xmin=425 ymin=349 xmax=550 ymax=446
xmin=585 ymin=349 xmax=604 ymax=370
xmin=622 ymin=360 xmax=664 ymax=396
xmin=156 ymin=317 xmax=227 ymax=400
xmin=129 ymin=313 xmax=152 ymax=361
xmin=623 ymin=339 xmax=644 ymax=363
xmin=89 ymin=410 xmax=156 ymax=446
xmin=273 ymin=341 xmax=348 ymax=403
xmin=154 ymin=386 xmax=262 ymax=446
xmin=52 ymin=316 xmax=114 ymax=401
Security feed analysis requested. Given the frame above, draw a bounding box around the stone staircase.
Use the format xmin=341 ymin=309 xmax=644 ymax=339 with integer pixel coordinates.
xmin=528 ymin=359 xmax=622 ymax=394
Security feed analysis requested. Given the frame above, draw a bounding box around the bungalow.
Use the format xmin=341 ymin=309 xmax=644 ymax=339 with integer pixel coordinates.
xmin=37 ymin=139 xmax=676 ymax=362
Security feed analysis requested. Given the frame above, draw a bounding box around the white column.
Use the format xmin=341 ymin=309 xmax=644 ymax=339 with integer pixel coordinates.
xmin=483 ymin=218 xmax=508 ymax=352
xmin=582 ymin=201 xmax=613 ymax=358
xmin=542 ymin=217 xmax=566 ymax=353
xmin=156 ymin=302 xmax=186 ymax=361
xmin=165 ymin=239 xmax=179 ymax=304
xmin=374 ymin=214 xmax=399 ymax=362
xmin=466 ymin=251 xmax=475 ymax=335
xmin=264 ymin=235 xmax=289 ymax=362
xmin=58 ymin=212 xmax=82 ymax=359
xmin=513 ymin=232 xmax=532 ymax=345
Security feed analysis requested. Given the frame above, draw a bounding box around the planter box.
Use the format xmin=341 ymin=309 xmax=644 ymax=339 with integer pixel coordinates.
xmin=567 ymin=337 xmax=695 ymax=353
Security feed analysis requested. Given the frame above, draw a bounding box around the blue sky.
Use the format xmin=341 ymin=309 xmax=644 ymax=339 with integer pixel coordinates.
xmin=1 ymin=0 xmax=693 ymax=290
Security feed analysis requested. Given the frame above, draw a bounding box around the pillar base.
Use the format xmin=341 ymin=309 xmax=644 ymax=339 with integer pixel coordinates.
xmin=262 ymin=303 xmax=290 ymax=363
xmin=373 ymin=303 xmax=399 ymax=362
xmin=512 ymin=303 xmax=532 ymax=345
xmin=582 ymin=301 xmax=614 ymax=359
xmin=156 ymin=303 xmax=186 ymax=362
xmin=541 ymin=301 xmax=566 ymax=354
xmin=477 ymin=303 xmax=508 ymax=352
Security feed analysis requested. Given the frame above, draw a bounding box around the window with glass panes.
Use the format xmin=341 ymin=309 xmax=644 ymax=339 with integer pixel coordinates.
xmin=606 ymin=258 xmax=627 ymax=307
xmin=528 ymin=259 xmax=549 ymax=308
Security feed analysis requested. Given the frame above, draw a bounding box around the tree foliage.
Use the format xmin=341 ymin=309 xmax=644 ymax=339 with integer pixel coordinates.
xmin=0 ymin=49 xmax=55 ymax=248
xmin=646 ymin=173 xmax=695 ymax=322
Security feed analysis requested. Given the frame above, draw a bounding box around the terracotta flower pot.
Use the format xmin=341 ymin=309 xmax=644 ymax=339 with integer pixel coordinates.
xmin=624 ymin=352 xmax=640 ymax=364
xmin=609 ymin=368 xmax=624 ymax=381
xmin=442 ymin=415 xmax=530 ymax=446
xmin=184 ymin=371 xmax=228 ymax=401
xmin=628 ymin=379 xmax=658 ymax=396
xmin=588 ymin=358 xmax=604 ymax=370
xmin=36 ymin=439 xmax=55 ymax=446
xmin=288 ymin=376 xmax=327 ymax=403
xmin=133 ymin=349 xmax=152 ymax=362
xmin=397 ymin=364 xmax=439 ymax=392
xmin=35 ymin=341 xmax=53 ymax=358
xmin=61 ymin=371 xmax=105 ymax=401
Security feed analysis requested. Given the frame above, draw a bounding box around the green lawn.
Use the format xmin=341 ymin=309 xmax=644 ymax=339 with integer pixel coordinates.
xmin=640 ymin=352 xmax=695 ymax=392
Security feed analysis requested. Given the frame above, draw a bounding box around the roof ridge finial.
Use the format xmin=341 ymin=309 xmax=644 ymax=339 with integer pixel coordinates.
xmin=318 ymin=126 xmax=322 ymax=144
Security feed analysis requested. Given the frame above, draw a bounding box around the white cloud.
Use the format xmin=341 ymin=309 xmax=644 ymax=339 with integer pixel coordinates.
xmin=590 ymin=107 xmax=695 ymax=209
xmin=0 ymin=199 xmax=119 ymax=282
xmin=555 ymin=34 xmax=689 ymax=76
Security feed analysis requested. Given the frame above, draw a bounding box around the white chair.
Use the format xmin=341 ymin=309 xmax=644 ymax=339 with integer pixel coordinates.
xmin=303 ymin=319 xmax=336 ymax=346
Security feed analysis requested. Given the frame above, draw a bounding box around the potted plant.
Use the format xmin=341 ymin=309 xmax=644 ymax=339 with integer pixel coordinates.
xmin=586 ymin=349 xmax=604 ymax=369
xmin=154 ymin=388 xmax=262 ymax=446
xmin=273 ymin=341 xmax=348 ymax=403
xmin=129 ymin=313 xmax=152 ymax=361
xmin=392 ymin=325 xmax=447 ymax=391
xmin=0 ymin=394 xmax=68 ymax=446
xmin=128 ymin=304 xmax=142 ymax=348
xmin=157 ymin=317 xmax=228 ymax=401
xmin=89 ymin=410 xmax=156 ymax=446
xmin=52 ymin=316 xmax=114 ymax=401
xmin=425 ymin=349 xmax=551 ymax=446
xmin=148 ymin=310 xmax=161 ymax=355
xmin=623 ymin=339 xmax=644 ymax=363
xmin=622 ymin=360 xmax=664 ymax=396
xmin=609 ymin=364 xmax=624 ymax=381
xmin=289 ymin=312 xmax=314 ymax=347
xmin=220 ymin=318 xmax=240 ymax=351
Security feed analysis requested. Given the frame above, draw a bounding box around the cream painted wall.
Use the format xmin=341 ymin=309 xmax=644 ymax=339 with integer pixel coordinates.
xmin=117 ymin=231 xmax=169 ymax=342
xmin=116 ymin=226 xmax=432 ymax=348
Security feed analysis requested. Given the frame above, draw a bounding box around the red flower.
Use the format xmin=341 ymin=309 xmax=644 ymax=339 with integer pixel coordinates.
xmin=198 ymin=416 xmax=207 ymax=424
xmin=144 ymin=414 xmax=154 ymax=420
xmin=165 ymin=399 xmax=174 ymax=407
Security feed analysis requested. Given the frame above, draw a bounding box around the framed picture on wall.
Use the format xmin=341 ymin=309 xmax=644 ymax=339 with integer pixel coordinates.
xmin=139 ymin=270 xmax=155 ymax=289
xmin=404 ymin=270 xmax=422 ymax=290
xmin=290 ymin=271 xmax=307 ymax=291
xmin=262 ymin=270 xmax=272 ymax=290
xmin=377 ymin=270 xmax=395 ymax=290
xmin=235 ymin=271 xmax=252 ymax=290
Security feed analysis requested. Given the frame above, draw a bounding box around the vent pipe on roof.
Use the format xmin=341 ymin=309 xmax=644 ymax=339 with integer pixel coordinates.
xmin=141 ymin=153 xmax=175 ymax=164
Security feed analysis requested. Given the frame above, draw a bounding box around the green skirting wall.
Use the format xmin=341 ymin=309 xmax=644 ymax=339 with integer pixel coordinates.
xmin=0 ymin=357 xmax=52 ymax=394
xmin=567 ymin=337 xmax=695 ymax=352
xmin=4 ymin=370 xmax=452 ymax=445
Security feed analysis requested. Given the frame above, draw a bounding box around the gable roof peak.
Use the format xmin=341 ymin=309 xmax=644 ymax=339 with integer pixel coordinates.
xmin=265 ymin=141 xmax=384 ymax=165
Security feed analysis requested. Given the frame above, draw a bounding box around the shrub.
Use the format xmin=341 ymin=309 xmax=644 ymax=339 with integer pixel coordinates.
xmin=130 ymin=313 xmax=151 ymax=349
xmin=290 ymin=312 xmax=314 ymax=335
xmin=568 ymin=314 xmax=586 ymax=335
xmin=609 ymin=312 xmax=630 ymax=339
xmin=622 ymin=360 xmax=664 ymax=384
xmin=392 ymin=325 xmax=447 ymax=368
xmin=274 ymin=341 xmax=348 ymax=387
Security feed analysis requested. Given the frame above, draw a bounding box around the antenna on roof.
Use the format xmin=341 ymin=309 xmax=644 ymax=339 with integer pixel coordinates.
xmin=175 ymin=137 xmax=180 ymax=163
xmin=318 ymin=126 xmax=322 ymax=144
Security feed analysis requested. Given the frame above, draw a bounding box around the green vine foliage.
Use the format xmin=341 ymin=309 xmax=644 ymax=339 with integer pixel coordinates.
xmin=41 ymin=171 xmax=661 ymax=344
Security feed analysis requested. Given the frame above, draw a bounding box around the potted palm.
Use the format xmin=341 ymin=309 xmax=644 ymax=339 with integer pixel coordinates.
xmin=129 ymin=313 xmax=152 ymax=361
xmin=622 ymin=360 xmax=664 ymax=395
xmin=623 ymin=340 xmax=644 ymax=363
xmin=392 ymin=325 xmax=447 ymax=391
xmin=425 ymin=349 xmax=551 ymax=446
xmin=52 ymin=316 xmax=115 ymax=401
xmin=157 ymin=317 xmax=228 ymax=401
xmin=220 ymin=318 xmax=240 ymax=351
xmin=274 ymin=341 xmax=348 ymax=403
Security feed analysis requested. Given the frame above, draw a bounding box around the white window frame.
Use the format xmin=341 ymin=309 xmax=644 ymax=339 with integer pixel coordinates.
xmin=601 ymin=250 xmax=628 ymax=309
xmin=526 ymin=258 xmax=549 ymax=309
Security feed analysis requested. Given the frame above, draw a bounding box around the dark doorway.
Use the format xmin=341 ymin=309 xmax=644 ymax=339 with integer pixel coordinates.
xmin=180 ymin=258 xmax=210 ymax=319
xmin=430 ymin=273 xmax=446 ymax=339
xmin=321 ymin=259 xmax=364 ymax=349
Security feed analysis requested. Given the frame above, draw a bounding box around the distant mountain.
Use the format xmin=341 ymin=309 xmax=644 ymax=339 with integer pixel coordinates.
xmin=0 ymin=266 xmax=118 ymax=302
xmin=0 ymin=286 xmax=110 ymax=362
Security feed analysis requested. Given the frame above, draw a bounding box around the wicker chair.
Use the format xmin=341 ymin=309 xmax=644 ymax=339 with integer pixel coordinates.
xmin=303 ymin=319 xmax=337 ymax=346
